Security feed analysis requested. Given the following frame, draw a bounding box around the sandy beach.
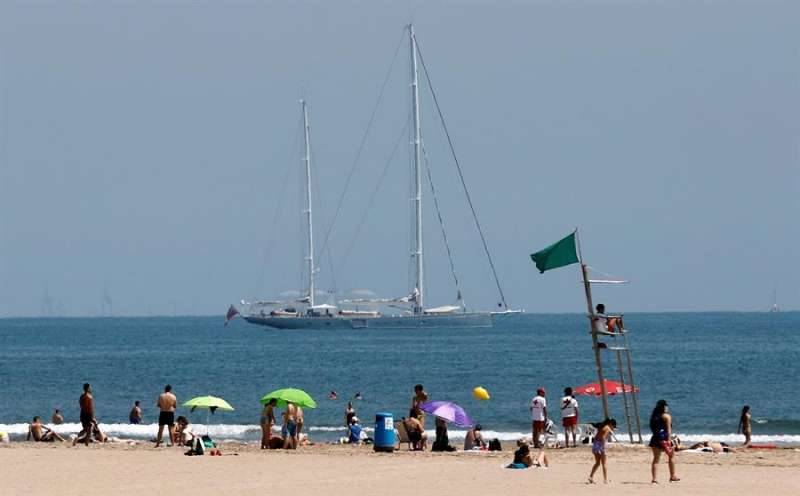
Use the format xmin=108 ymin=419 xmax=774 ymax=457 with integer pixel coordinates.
xmin=3 ymin=442 xmax=798 ymax=496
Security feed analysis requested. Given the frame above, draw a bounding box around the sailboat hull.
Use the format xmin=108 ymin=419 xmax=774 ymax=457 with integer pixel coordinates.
xmin=243 ymin=312 xmax=493 ymax=330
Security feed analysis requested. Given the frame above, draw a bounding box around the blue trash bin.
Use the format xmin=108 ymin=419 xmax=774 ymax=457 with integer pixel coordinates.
xmin=374 ymin=412 xmax=396 ymax=452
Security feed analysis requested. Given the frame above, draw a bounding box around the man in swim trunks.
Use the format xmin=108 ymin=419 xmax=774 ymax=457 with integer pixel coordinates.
xmin=75 ymin=383 xmax=95 ymax=446
xmin=155 ymin=385 xmax=177 ymax=448
xmin=282 ymin=402 xmax=298 ymax=449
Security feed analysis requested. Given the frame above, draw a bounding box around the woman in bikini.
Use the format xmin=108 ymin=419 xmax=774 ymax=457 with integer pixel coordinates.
xmin=588 ymin=418 xmax=616 ymax=484
xmin=649 ymin=399 xmax=680 ymax=484
xmin=738 ymin=405 xmax=752 ymax=447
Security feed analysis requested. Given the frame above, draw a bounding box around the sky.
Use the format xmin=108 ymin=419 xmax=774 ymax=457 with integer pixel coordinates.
xmin=0 ymin=1 xmax=798 ymax=317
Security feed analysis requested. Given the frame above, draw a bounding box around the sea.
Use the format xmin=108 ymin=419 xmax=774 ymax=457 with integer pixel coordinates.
xmin=1 ymin=312 xmax=798 ymax=445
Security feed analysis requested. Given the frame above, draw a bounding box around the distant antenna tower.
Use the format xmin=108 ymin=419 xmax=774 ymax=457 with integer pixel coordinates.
xmin=102 ymin=285 xmax=113 ymax=316
xmin=40 ymin=286 xmax=55 ymax=317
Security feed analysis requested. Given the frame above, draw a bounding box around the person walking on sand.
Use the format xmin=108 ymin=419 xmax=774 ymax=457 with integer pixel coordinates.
xmin=51 ymin=409 xmax=64 ymax=425
xmin=155 ymin=385 xmax=177 ymax=448
xmin=738 ymin=405 xmax=752 ymax=447
xmin=588 ymin=418 xmax=617 ymax=484
xmin=561 ymin=387 xmax=579 ymax=447
xmin=129 ymin=400 xmax=143 ymax=424
xmin=75 ymin=383 xmax=95 ymax=446
xmin=649 ymin=399 xmax=679 ymax=484
xmin=260 ymin=398 xmax=277 ymax=449
xmin=530 ymin=388 xmax=547 ymax=448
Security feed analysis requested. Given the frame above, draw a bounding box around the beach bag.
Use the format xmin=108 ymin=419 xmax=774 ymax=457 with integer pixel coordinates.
xmin=202 ymin=435 xmax=216 ymax=449
xmin=488 ymin=438 xmax=502 ymax=451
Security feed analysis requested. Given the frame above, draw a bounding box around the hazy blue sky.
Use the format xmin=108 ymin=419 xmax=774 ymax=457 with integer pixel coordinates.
xmin=1 ymin=1 xmax=798 ymax=316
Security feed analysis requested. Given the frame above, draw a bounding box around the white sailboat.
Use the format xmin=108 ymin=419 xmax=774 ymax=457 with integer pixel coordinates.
xmin=236 ymin=26 xmax=517 ymax=330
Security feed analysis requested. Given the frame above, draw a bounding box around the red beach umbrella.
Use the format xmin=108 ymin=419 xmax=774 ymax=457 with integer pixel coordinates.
xmin=575 ymin=379 xmax=639 ymax=397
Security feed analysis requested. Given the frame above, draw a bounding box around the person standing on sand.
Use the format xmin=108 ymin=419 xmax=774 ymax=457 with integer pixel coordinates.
xmin=260 ymin=399 xmax=277 ymax=449
xmin=51 ymin=409 xmax=64 ymax=425
xmin=129 ymin=401 xmax=143 ymax=424
xmin=296 ymin=405 xmax=305 ymax=443
xmin=649 ymin=399 xmax=679 ymax=484
xmin=738 ymin=405 xmax=752 ymax=447
xmin=75 ymin=383 xmax=95 ymax=446
xmin=155 ymin=385 xmax=177 ymax=448
xmin=530 ymin=388 xmax=547 ymax=448
xmin=561 ymin=387 xmax=579 ymax=447
xmin=282 ymin=402 xmax=298 ymax=449
xmin=411 ymin=384 xmax=429 ymax=428
xmin=344 ymin=401 xmax=356 ymax=428
xmin=588 ymin=418 xmax=616 ymax=484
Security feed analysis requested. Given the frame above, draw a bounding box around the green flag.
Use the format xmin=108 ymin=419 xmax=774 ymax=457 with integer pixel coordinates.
xmin=530 ymin=231 xmax=579 ymax=273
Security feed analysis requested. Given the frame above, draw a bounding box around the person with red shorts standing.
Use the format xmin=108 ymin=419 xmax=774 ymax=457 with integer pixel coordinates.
xmin=561 ymin=387 xmax=579 ymax=447
xmin=530 ymin=388 xmax=547 ymax=448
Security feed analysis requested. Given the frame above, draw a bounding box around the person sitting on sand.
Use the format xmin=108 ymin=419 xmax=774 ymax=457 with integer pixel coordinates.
xmin=347 ymin=416 xmax=364 ymax=445
xmin=431 ymin=416 xmax=455 ymax=452
xmin=27 ymin=416 xmax=65 ymax=442
xmin=738 ymin=405 xmax=752 ymax=447
xmin=51 ymin=409 xmax=64 ymax=425
xmin=174 ymin=416 xmax=196 ymax=446
xmin=464 ymin=424 xmax=487 ymax=450
xmin=402 ymin=416 xmax=427 ymax=451
xmin=508 ymin=439 xmax=548 ymax=469
xmin=74 ymin=420 xmax=108 ymax=444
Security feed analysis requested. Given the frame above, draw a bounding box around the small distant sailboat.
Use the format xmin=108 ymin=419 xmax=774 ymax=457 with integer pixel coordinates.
xmin=770 ymin=288 xmax=780 ymax=313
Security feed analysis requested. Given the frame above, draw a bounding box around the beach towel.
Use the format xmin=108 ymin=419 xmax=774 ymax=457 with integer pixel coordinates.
xmin=506 ymin=463 xmax=528 ymax=469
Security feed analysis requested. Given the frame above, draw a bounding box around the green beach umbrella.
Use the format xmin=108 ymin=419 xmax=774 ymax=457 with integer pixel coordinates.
xmin=260 ymin=388 xmax=317 ymax=408
xmin=183 ymin=395 xmax=235 ymax=435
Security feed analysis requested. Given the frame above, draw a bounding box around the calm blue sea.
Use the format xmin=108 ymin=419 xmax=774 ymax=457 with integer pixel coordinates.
xmin=1 ymin=313 xmax=798 ymax=444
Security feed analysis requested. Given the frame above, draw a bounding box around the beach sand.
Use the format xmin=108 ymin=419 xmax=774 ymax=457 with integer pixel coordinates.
xmin=2 ymin=442 xmax=798 ymax=495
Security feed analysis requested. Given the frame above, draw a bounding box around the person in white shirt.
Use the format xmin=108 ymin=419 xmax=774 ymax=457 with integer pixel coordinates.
xmin=561 ymin=387 xmax=580 ymax=447
xmin=530 ymin=388 xmax=547 ymax=448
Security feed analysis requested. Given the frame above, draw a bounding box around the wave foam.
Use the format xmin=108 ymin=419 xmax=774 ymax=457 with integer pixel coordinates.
xmin=1 ymin=423 xmax=798 ymax=445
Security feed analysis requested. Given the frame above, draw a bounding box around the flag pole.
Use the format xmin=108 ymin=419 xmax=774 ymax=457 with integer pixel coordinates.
xmin=576 ymin=229 xmax=610 ymax=420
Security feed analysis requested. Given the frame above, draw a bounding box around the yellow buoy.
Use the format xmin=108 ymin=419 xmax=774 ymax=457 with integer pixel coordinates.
xmin=472 ymin=386 xmax=490 ymax=401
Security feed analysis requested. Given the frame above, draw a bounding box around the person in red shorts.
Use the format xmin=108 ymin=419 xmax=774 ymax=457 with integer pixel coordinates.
xmin=529 ymin=388 xmax=547 ymax=448
xmin=561 ymin=387 xmax=579 ymax=447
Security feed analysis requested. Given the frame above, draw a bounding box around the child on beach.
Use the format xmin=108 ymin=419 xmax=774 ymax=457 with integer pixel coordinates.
xmin=588 ymin=418 xmax=617 ymax=484
xmin=738 ymin=405 xmax=752 ymax=447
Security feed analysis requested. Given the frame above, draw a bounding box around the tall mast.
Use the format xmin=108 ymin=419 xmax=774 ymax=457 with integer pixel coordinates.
xmin=301 ymin=99 xmax=315 ymax=307
xmin=409 ymin=24 xmax=424 ymax=315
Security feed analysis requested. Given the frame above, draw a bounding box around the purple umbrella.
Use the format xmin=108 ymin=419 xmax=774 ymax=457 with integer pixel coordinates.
xmin=419 ymin=400 xmax=474 ymax=427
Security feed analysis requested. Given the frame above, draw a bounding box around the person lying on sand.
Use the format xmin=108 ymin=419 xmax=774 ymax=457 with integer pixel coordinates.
xmin=27 ymin=416 xmax=65 ymax=442
xmin=677 ymin=439 xmax=737 ymax=453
